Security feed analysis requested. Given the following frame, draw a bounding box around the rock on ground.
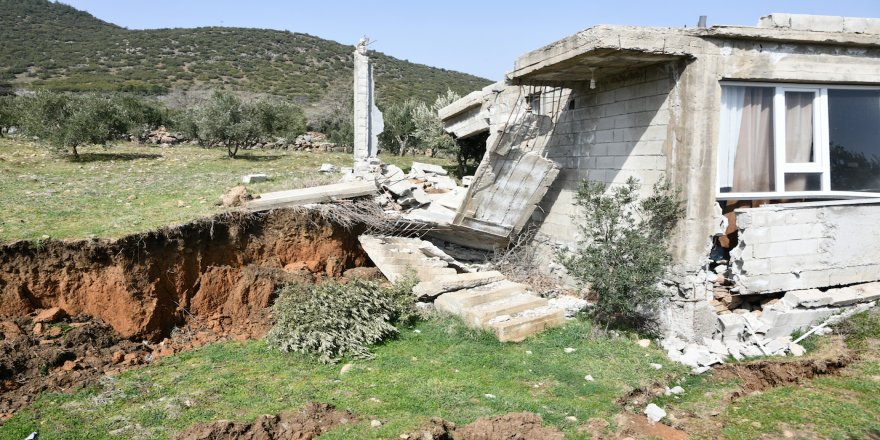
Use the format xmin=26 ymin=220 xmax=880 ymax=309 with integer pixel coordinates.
xmin=173 ymin=402 xmax=353 ymax=440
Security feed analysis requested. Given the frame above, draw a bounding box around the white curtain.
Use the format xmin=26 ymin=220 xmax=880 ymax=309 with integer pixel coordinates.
xmin=731 ymin=87 xmax=775 ymax=193
xmin=718 ymin=86 xmax=745 ymax=190
xmin=785 ymin=92 xmax=815 ymax=191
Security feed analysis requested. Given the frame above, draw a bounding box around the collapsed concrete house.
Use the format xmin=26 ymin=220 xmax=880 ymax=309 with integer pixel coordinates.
xmin=438 ymin=14 xmax=880 ymax=350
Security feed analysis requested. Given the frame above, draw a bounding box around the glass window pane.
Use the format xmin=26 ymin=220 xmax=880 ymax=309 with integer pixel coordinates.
xmin=785 ymin=173 xmax=821 ymax=191
xmin=785 ymin=91 xmax=815 ymax=163
xmin=718 ymin=86 xmax=775 ymax=193
xmin=829 ymin=89 xmax=880 ymax=192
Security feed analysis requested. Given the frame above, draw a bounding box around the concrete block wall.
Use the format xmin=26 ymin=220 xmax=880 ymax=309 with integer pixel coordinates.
xmin=731 ymin=202 xmax=880 ymax=294
xmin=536 ymin=65 xmax=675 ymax=245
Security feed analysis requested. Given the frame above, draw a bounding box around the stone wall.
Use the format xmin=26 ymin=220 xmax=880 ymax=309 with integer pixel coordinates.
xmin=731 ymin=201 xmax=880 ymax=294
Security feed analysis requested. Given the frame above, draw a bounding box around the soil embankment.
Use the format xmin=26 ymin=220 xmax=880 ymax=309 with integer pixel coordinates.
xmin=0 ymin=207 xmax=368 ymax=341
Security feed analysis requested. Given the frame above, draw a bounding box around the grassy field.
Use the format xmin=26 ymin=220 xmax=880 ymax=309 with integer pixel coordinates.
xmin=0 ymin=318 xmax=686 ymax=440
xmin=0 ymin=138 xmax=455 ymax=243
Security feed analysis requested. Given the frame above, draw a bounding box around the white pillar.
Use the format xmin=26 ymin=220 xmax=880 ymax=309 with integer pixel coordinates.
xmin=353 ymin=39 xmax=383 ymax=174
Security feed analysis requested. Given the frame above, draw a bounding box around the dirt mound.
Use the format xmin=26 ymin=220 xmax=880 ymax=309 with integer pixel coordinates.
xmin=173 ymin=402 xmax=353 ymax=440
xmin=219 ymin=186 xmax=252 ymax=208
xmin=713 ymin=350 xmax=852 ymax=393
xmin=0 ymin=316 xmax=144 ymax=421
xmin=0 ymin=207 xmax=368 ymax=341
xmin=401 ymin=413 xmax=563 ymax=440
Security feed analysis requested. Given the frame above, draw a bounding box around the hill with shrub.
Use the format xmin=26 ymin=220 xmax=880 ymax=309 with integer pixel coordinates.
xmin=0 ymin=0 xmax=491 ymax=107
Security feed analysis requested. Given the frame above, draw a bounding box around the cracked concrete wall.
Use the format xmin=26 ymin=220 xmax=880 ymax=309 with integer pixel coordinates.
xmin=440 ymin=19 xmax=880 ymax=340
xmin=732 ymin=202 xmax=880 ymax=294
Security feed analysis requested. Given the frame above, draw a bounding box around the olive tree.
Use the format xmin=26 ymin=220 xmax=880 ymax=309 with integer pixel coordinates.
xmin=19 ymin=92 xmax=131 ymax=158
xmin=380 ymin=97 xmax=421 ymax=156
xmin=194 ymin=91 xmax=262 ymax=158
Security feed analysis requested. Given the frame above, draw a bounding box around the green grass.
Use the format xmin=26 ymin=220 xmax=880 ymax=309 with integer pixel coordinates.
xmin=0 ymin=318 xmax=685 ymax=440
xmin=719 ymin=359 xmax=880 ymax=439
xmin=652 ymin=310 xmax=880 ymax=440
xmin=0 ymin=138 xmax=455 ymax=243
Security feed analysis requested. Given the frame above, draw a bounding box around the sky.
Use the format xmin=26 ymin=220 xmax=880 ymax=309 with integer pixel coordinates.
xmin=62 ymin=0 xmax=880 ymax=80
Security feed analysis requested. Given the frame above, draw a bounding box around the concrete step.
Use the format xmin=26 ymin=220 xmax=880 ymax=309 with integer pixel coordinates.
xmin=488 ymin=308 xmax=566 ymax=342
xmin=435 ymin=280 xmax=531 ymax=316
xmin=463 ymin=294 xmax=549 ymax=326
xmin=413 ymin=271 xmax=506 ymax=300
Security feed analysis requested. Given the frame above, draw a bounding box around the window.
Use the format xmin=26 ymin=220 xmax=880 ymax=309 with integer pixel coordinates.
xmin=717 ymin=83 xmax=880 ymax=199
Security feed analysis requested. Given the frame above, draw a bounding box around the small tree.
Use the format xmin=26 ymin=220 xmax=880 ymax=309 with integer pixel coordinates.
xmin=380 ymin=98 xmax=421 ymax=156
xmin=195 ymin=91 xmax=263 ymax=158
xmin=561 ymin=177 xmax=684 ymax=333
xmin=18 ymin=92 xmax=131 ymax=158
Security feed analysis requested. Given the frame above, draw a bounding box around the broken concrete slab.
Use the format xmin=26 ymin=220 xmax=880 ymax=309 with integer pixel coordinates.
xmin=781 ymin=289 xmax=833 ymax=309
xmin=487 ymin=307 xmax=565 ymax=342
xmin=248 ymin=181 xmax=378 ymax=211
xmin=413 ymin=271 xmax=507 ymax=300
xmin=410 ymin=162 xmax=448 ymax=176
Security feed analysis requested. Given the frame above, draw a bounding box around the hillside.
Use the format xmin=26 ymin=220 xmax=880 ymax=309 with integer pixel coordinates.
xmin=0 ymin=0 xmax=491 ymax=107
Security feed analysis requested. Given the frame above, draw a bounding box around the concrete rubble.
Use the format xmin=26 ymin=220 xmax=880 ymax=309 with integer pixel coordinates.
xmin=664 ymin=283 xmax=879 ymax=370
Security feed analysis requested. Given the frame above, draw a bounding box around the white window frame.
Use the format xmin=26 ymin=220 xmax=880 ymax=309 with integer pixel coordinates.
xmin=717 ymin=81 xmax=880 ymax=201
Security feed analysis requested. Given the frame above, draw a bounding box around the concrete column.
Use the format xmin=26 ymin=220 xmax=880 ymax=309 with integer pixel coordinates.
xmin=353 ymin=40 xmax=383 ymax=174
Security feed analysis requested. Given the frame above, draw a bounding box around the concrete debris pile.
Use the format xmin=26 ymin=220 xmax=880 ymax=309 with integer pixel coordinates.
xmin=142 ymin=126 xmax=183 ymax=145
xmin=371 ymin=161 xmax=470 ymax=214
xmin=664 ymin=282 xmax=880 ymax=372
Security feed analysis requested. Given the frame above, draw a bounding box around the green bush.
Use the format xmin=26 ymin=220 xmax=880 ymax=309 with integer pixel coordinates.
xmin=561 ymin=177 xmax=684 ymax=333
xmin=266 ymin=277 xmax=418 ymax=363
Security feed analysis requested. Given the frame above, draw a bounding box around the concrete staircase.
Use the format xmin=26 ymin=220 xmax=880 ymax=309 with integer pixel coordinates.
xmin=359 ymin=235 xmax=565 ymax=342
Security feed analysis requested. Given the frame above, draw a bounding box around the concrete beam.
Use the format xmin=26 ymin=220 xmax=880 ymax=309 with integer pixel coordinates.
xmin=247 ymin=181 xmax=378 ymax=211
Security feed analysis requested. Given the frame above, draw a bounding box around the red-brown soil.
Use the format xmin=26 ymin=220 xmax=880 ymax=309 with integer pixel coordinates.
xmin=0 ymin=208 xmax=368 ymax=341
xmin=0 ymin=315 xmax=146 ymax=421
xmin=173 ymin=402 xmax=354 ymax=440
xmin=400 ymin=412 xmax=564 ymax=440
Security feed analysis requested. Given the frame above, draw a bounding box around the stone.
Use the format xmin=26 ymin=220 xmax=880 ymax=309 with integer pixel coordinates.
xmin=548 ymin=295 xmax=589 ymax=318
xmin=241 ymin=174 xmax=268 ymax=184
xmin=0 ymin=321 xmax=24 ymax=340
xmin=717 ymin=313 xmax=746 ymax=342
xmin=370 ymin=420 xmax=382 ymax=428
xmin=340 ymin=363 xmax=353 ymax=375
xmin=124 ymin=353 xmax=141 ymax=364
xmin=649 ymin=363 xmax=663 ymax=370
xmin=319 ymin=163 xmax=338 ymax=173
xmin=565 ymin=416 xmax=578 ymax=422
xmin=34 ymin=307 xmax=66 ymax=324
xmin=61 ymin=360 xmax=78 ymax=371
xmin=564 ymin=347 xmax=576 ymax=353
xmin=584 ymin=375 xmax=594 ymax=381
xmin=636 ymin=339 xmax=651 ymax=348
xmin=461 ymin=176 xmax=474 ymax=187
xmin=664 ymin=386 xmax=685 ymax=396
xmin=703 ymin=337 xmax=728 ymax=356
xmin=680 ymin=344 xmax=721 ymax=368
xmin=764 ymin=336 xmax=792 ymax=355
xmin=644 ymin=403 xmax=666 ymax=423
xmin=45 ymin=326 xmax=63 ymax=338
xmin=692 ymin=366 xmax=712 ymax=374
xmin=483 ymin=393 xmax=496 ymax=399
xmin=788 ymin=342 xmax=806 ymax=356
xmin=725 ymin=341 xmax=745 ymax=361
xmin=32 ymin=322 xmax=44 ymax=336
xmin=661 ymin=336 xmax=687 ymax=352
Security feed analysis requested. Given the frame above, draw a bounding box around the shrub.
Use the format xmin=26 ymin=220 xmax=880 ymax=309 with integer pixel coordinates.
xmin=561 ymin=177 xmax=684 ymax=333
xmin=266 ymin=277 xmax=418 ymax=363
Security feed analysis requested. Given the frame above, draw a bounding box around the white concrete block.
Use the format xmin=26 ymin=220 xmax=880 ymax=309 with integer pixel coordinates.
xmin=242 ymin=173 xmax=268 ymax=184
xmin=781 ymin=289 xmax=833 ymax=308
